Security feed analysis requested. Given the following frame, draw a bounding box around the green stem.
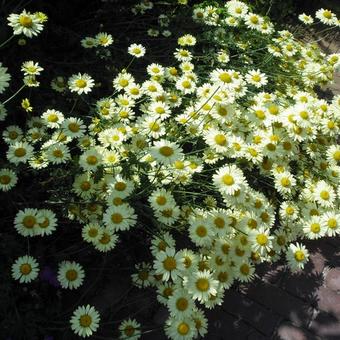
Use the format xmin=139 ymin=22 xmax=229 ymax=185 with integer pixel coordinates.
xmin=0 ymin=34 xmax=15 ymax=49
xmin=3 ymin=84 xmax=26 ymax=105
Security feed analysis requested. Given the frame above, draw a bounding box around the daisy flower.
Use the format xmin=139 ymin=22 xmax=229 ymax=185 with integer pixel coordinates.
xmin=154 ymin=205 xmax=181 ymax=226
xmin=249 ymin=227 xmax=274 ymax=255
xmin=72 ymin=173 xmax=96 ymax=199
xmin=0 ymin=62 xmax=11 ymax=94
xmin=12 ymin=255 xmax=39 ymax=283
xmin=57 ymin=261 xmax=85 ymax=290
xmin=128 ymin=43 xmax=146 ymax=58
xmin=45 ymin=142 xmax=71 ymax=165
xmin=204 ymin=130 xmax=230 ymax=156
xmin=68 ymin=73 xmax=94 ymax=95
xmin=36 ymin=209 xmax=57 ymax=236
xmin=118 ymin=318 xmax=141 ymax=339
xmin=154 ymin=247 xmax=185 ymax=281
xmin=213 ymin=164 xmax=246 ymax=196
xmin=168 ymin=288 xmax=194 ymax=318
xmin=79 ymin=148 xmax=102 ymax=172
xmin=316 ymin=8 xmax=337 ymax=25
xmin=7 ymin=10 xmax=44 ymax=38
xmin=113 ymin=72 xmax=134 ymax=91
xmin=176 ymin=75 xmax=196 ymax=94
xmin=41 ymin=109 xmax=64 ymax=128
xmin=131 ymin=262 xmax=155 ymax=288
xmin=107 ymin=175 xmax=135 ymax=199
xmin=103 ymin=203 xmax=137 ymax=231
xmin=150 ymin=232 xmax=176 ymax=256
xmin=313 ymin=180 xmax=336 ymax=208
xmin=246 ymin=69 xmax=268 ymax=88
xmin=62 ymin=118 xmax=86 ymax=139
xmin=298 ymin=13 xmax=314 ymax=25
xmin=93 ymin=228 xmax=118 ymax=252
xmin=303 ymin=215 xmax=326 ymax=240
xmin=82 ymin=222 xmax=104 ymax=244
xmin=192 ymin=308 xmax=208 ymax=338
xmin=274 ymin=172 xmax=296 ymax=196
xmin=326 ymin=145 xmax=340 ymax=165
xmin=226 ymin=0 xmax=249 ymax=18
xmin=286 ymin=243 xmax=309 ymax=271
xmin=188 ymin=217 xmax=214 ymax=247
xmin=321 ymin=211 xmax=340 ymax=237
xmin=70 ymin=305 xmax=100 ymax=338
xmin=14 ymin=208 xmax=41 ymax=237
xmin=244 ymin=13 xmax=264 ymax=30
xmin=234 ymin=260 xmax=256 ymax=282
xmin=150 ymin=140 xmax=183 ymax=165
xmin=148 ymin=101 xmax=171 ymax=121
xmin=7 ymin=141 xmax=34 ymax=164
xmin=165 ymin=316 xmax=196 ymax=340
xmin=184 ymin=270 xmax=218 ymax=303
xmin=51 ymin=76 xmax=67 ymax=93
xmin=21 ymin=61 xmax=43 ymax=76
xmin=81 ymin=37 xmax=97 ymax=48
xmin=95 ymin=32 xmax=113 ymax=46
xmin=147 ymin=63 xmax=165 ymax=77
xmin=0 ymin=168 xmax=18 ymax=191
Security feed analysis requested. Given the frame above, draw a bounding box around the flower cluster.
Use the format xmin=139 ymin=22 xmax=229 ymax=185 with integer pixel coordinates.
xmin=2 ymin=1 xmax=340 ymax=339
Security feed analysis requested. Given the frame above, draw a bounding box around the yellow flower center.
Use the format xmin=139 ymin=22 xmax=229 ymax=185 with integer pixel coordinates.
xmin=19 ymin=15 xmax=33 ymax=27
xmin=323 ymin=10 xmax=332 ymax=19
xmin=214 ymin=134 xmax=227 ymax=146
xmin=14 ymin=148 xmax=27 ymax=157
xmin=177 ymin=322 xmax=190 ymax=335
xmin=294 ymin=250 xmax=305 ymax=262
xmin=163 ymin=256 xmax=177 ymax=271
xmin=256 ymin=234 xmax=268 ymax=246
xmin=79 ymin=315 xmax=92 ymax=327
xmin=119 ymin=79 xmax=129 ymax=87
xmin=182 ymin=80 xmax=191 ymax=89
xmin=53 ymin=150 xmax=63 ymax=158
xmin=75 ymin=79 xmax=87 ymax=88
xmin=88 ymin=228 xmax=98 ymax=238
xmin=99 ymin=233 xmax=111 ymax=244
xmin=277 ymin=235 xmax=286 ymax=246
xmin=222 ymin=174 xmax=234 ymax=186
xmin=311 ymin=223 xmax=320 ymax=233
xmin=196 ymin=225 xmax=207 ymax=237
xmin=320 ymin=191 xmax=330 ymax=200
xmin=68 ymin=123 xmax=80 ymax=132
xmin=280 ymin=177 xmax=291 ymax=187
xmin=47 ymin=114 xmax=59 ymax=122
xmin=333 ymin=151 xmax=340 ymax=162
xmin=0 ymin=175 xmax=11 ymax=184
xmin=20 ymin=263 xmax=32 ymax=275
xmin=86 ymin=155 xmax=98 ymax=165
xmin=328 ymin=218 xmax=337 ymax=229
xmin=138 ymin=270 xmax=149 ymax=281
xmin=196 ymin=278 xmax=209 ymax=291
xmin=66 ymin=269 xmax=78 ymax=281
xmin=240 ymin=263 xmax=250 ymax=275
xmin=114 ymin=182 xmax=126 ymax=191
xmin=214 ymin=217 xmax=225 ymax=229
xmin=176 ymin=297 xmax=189 ymax=311
xmin=80 ymin=181 xmax=91 ymax=191
xmin=219 ymin=72 xmax=232 ymax=83
xmin=23 ymin=216 xmax=36 ymax=228
xmin=124 ymin=326 xmax=135 ymax=336
xmin=159 ymin=146 xmax=174 ymax=157
xmin=111 ymin=213 xmax=123 ymax=224
xmin=149 ymin=122 xmax=160 ymax=132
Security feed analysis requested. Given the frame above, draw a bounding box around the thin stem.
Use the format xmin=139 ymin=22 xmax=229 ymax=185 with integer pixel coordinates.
xmin=0 ymin=34 xmax=15 ymax=49
xmin=3 ymin=84 xmax=26 ymax=105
